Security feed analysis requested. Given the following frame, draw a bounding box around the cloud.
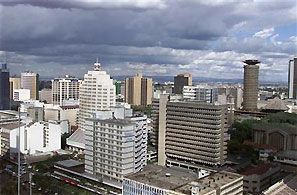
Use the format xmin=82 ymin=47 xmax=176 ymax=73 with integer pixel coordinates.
xmin=0 ymin=0 xmax=296 ymax=82
xmin=0 ymin=0 xmax=166 ymax=9
xmin=253 ymin=28 xmax=275 ymax=39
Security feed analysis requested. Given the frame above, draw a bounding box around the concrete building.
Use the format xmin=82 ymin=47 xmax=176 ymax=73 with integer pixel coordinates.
xmin=39 ymin=88 xmax=52 ymax=104
xmin=13 ymin=89 xmax=30 ymax=101
xmin=21 ymin=71 xmax=39 ymax=100
xmin=84 ymin=106 xmax=148 ymax=183
xmin=123 ymin=164 xmax=243 ymax=195
xmin=9 ymin=76 xmax=21 ymax=100
xmin=0 ymin=64 xmax=10 ymax=110
xmin=288 ymin=57 xmax=297 ymax=99
xmin=242 ymin=60 xmax=260 ymax=111
xmin=52 ymin=75 xmax=81 ymax=105
xmin=240 ymin=163 xmax=280 ymax=194
xmin=174 ymin=73 xmax=192 ymax=94
xmin=183 ymin=85 xmax=218 ymax=103
xmin=125 ymin=73 xmax=153 ymax=106
xmin=66 ymin=129 xmax=85 ymax=153
xmin=0 ymin=121 xmax=62 ymax=156
xmin=153 ymin=95 xmax=228 ymax=169
xmin=253 ymin=123 xmax=297 ymax=152
xmin=78 ymin=60 xmax=115 ymax=132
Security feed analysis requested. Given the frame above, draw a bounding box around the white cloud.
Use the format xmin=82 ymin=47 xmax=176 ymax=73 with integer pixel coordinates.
xmin=253 ymin=28 xmax=275 ymax=39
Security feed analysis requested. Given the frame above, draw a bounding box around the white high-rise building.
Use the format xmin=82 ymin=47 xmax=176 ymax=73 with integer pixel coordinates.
xmin=183 ymin=85 xmax=218 ymax=103
xmin=84 ymin=104 xmax=148 ymax=183
xmin=52 ymin=75 xmax=81 ymax=105
xmin=78 ymin=60 xmax=116 ymax=131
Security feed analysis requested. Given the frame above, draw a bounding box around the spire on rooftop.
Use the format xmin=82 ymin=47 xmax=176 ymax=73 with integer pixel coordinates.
xmin=94 ymin=57 xmax=101 ymax=71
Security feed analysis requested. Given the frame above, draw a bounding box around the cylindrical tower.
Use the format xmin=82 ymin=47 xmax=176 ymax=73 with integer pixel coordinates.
xmin=242 ymin=60 xmax=260 ymax=111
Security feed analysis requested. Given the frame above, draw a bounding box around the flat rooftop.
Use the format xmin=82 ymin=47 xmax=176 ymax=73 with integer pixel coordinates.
xmin=55 ymin=159 xmax=84 ymax=168
xmin=126 ymin=165 xmax=242 ymax=194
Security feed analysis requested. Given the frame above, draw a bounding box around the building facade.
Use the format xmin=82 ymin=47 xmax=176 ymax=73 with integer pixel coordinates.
xmin=78 ymin=61 xmax=116 ymax=131
xmin=242 ymin=60 xmax=260 ymax=111
xmin=125 ymin=74 xmax=153 ymax=106
xmin=39 ymin=88 xmax=52 ymax=104
xmin=288 ymin=57 xmax=297 ymax=99
xmin=84 ymin=108 xmax=148 ymax=183
xmin=9 ymin=76 xmax=21 ymax=100
xmin=0 ymin=64 xmax=10 ymax=110
xmin=52 ymin=75 xmax=81 ymax=105
xmin=174 ymin=73 xmax=192 ymax=94
xmin=183 ymin=85 xmax=218 ymax=103
xmin=21 ymin=71 xmax=39 ymax=100
xmin=13 ymin=89 xmax=31 ymax=101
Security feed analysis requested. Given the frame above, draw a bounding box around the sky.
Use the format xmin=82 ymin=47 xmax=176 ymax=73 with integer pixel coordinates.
xmin=0 ymin=0 xmax=296 ymax=81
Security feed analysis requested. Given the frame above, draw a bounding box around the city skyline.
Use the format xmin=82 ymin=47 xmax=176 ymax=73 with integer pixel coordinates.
xmin=0 ymin=0 xmax=296 ymax=81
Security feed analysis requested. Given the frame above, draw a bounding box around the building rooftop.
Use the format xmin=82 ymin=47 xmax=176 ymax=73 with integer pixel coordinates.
xmin=55 ymin=159 xmax=84 ymax=168
xmin=0 ymin=122 xmax=25 ymax=130
xmin=126 ymin=165 xmax=242 ymax=194
xmin=276 ymin=150 xmax=297 ymax=160
xmin=67 ymin=129 xmax=85 ymax=144
xmin=239 ymin=163 xmax=277 ymax=176
xmin=262 ymin=97 xmax=288 ymax=111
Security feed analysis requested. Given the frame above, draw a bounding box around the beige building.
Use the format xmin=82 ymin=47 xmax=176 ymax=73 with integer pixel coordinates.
xmin=123 ymin=164 xmax=243 ymax=195
xmin=174 ymin=73 xmax=192 ymax=94
xmin=242 ymin=60 xmax=260 ymax=111
xmin=21 ymin=72 xmax=39 ymax=100
xmin=39 ymin=88 xmax=52 ymax=104
xmin=156 ymin=95 xmax=228 ymax=169
xmin=125 ymin=74 xmax=153 ymax=106
xmin=9 ymin=77 xmax=21 ymax=100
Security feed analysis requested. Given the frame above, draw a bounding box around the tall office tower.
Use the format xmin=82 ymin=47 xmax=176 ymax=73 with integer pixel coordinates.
xmin=78 ymin=60 xmax=115 ymax=131
xmin=242 ymin=60 xmax=260 ymax=111
xmin=21 ymin=71 xmax=39 ymax=100
xmin=288 ymin=57 xmax=297 ymax=99
xmin=84 ymin=105 xmax=147 ymax=183
xmin=183 ymin=85 xmax=219 ymax=103
xmin=9 ymin=76 xmax=21 ymax=100
xmin=52 ymin=75 xmax=81 ymax=105
xmin=0 ymin=64 xmax=10 ymax=110
xmin=125 ymin=73 xmax=153 ymax=106
xmin=157 ymin=99 xmax=228 ymax=168
xmin=174 ymin=73 xmax=192 ymax=94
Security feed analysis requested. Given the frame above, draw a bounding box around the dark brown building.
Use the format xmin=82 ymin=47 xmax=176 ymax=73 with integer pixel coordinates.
xmin=174 ymin=73 xmax=192 ymax=94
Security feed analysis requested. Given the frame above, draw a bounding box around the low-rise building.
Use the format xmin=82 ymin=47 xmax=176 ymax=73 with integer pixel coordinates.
xmin=240 ymin=163 xmax=281 ymax=194
xmin=123 ymin=164 xmax=243 ymax=195
xmin=13 ymin=89 xmax=31 ymax=101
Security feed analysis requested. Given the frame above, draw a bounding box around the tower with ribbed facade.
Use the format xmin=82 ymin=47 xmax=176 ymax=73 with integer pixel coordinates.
xmin=78 ymin=60 xmax=116 ymax=131
xmin=242 ymin=60 xmax=260 ymax=111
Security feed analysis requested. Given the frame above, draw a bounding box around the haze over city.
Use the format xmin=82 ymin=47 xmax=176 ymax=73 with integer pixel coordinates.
xmin=0 ymin=0 xmax=296 ymax=81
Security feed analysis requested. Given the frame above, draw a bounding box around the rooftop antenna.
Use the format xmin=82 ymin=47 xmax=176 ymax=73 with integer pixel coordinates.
xmin=94 ymin=57 xmax=101 ymax=71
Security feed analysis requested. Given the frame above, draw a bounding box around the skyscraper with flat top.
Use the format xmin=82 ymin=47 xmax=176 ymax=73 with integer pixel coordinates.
xmin=174 ymin=73 xmax=192 ymax=94
xmin=21 ymin=71 xmax=39 ymax=100
xmin=0 ymin=64 xmax=10 ymax=110
xmin=125 ymin=73 xmax=153 ymax=106
xmin=288 ymin=58 xmax=297 ymax=99
xmin=9 ymin=76 xmax=21 ymax=100
xmin=242 ymin=60 xmax=260 ymax=111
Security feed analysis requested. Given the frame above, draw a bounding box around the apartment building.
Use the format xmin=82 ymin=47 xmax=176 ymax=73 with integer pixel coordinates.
xmin=52 ymin=75 xmax=81 ymax=105
xmin=84 ymin=107 xmax=148 ymax=183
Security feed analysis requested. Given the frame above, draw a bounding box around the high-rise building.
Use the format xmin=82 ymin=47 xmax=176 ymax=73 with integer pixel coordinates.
xmin=242 ymin=60 xmax=260 ymax=111
xmin=78 ymin=60 xmax=115 ymax=132
xmin=156 ymin=96 xmax=228 ymax=169
xmin=84 ymin=107 xmax=147 ymax=183
xmin=183 ymin=85 xmax=218 ymax=103
xmin=125 ymin=73 xmax=153 ymax=106
xmin=39 ymin=88 xmax=52 ymax=104
xmin=52 ymin=75 xmax=81 ymax=105
xmin=174 ymin=73 xmax=192 ymax=94
xmin=21 ymin=71 xmax=39 ymax=100
xmin=9 ymin=76 xmax=21 ymax=100
xmin=288 ymin=57 xmax=297 ymax=99
xmin=0 ymin=64 xmax=10 ymax=110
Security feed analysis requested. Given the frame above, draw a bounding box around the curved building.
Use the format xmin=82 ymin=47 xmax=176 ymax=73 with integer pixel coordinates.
xmin=242 ymin=60 xmax=260 ymax=111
